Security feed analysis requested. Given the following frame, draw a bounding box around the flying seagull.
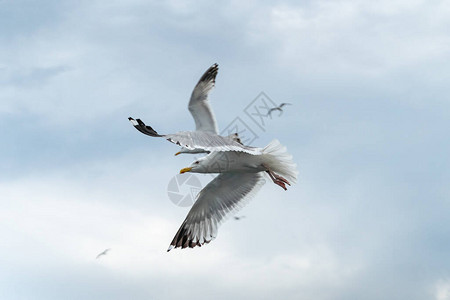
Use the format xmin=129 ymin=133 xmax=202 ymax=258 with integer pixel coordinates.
xmin=233 ymin=215 xmax=246 ymax=220
xmin=96 ymin=248 xmax=110 ymax=259
xmin=129 ymin=64 xmax=241 ymax=155
xmin=267 ymin=103 xmax=292 ymax=117
xmin=167 ymin=139 xmax=297 ymax=251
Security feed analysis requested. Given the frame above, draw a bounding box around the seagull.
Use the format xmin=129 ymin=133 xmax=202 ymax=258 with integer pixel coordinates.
xmin=167 ymin=139 xmax=297 ymax=251
xmin=129 ymin=64 xmax=241 ymax=156
xmin=267 ymin=103 xmax=292 ymax=117
xmin=233 ymin=215 xmax=246 ymax=220
xmin=96 ymin=248 xmax=110 ymax=259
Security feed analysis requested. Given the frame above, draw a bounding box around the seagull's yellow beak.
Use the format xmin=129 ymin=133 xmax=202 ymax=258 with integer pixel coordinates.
xmin=179 ymin=167 xmax=192 ymax=174
xmin=174 ymin=151 xmax=181 ymax=156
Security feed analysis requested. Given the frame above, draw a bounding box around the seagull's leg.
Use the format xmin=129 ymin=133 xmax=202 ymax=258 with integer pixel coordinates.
xmin=273 ymin=173 xmax=291 ymax=186
xmin=263 ymin=164 xmax=291 ymax=191
xmin=265 ymin=169 xmax=287 ymax=191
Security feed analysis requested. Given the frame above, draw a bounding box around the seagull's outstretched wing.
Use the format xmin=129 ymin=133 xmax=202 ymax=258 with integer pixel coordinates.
xmin=164 ymin=131 xmax=261 ymax=154
xmin=188 ymin=63 xmax=219 ymax=134
xmin=168 ymin=172 xmax=265 ymax=251
xmin=128 ymin=118 xmax=261 ymax=155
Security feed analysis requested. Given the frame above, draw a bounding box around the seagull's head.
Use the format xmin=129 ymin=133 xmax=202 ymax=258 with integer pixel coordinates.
xmin=179 ymin=152 xmax=230 ymax=174
xmin=180 ymin=158 xmax=205 ymax=174
xmin=179 ymin=157 xmax=208 ymax=174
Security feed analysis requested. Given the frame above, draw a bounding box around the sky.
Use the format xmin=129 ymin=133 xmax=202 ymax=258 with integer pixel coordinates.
xmin=1 ymin=0 xmax=450 ymax=299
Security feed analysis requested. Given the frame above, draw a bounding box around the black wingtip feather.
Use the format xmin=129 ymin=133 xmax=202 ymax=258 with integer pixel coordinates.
xmin=198 ymin=63 xmax=219 ymax=85
xmin=168 ymin=220 xmax=207 ymax=251
xmin=128 ymin=117 xmax=162 ymax=137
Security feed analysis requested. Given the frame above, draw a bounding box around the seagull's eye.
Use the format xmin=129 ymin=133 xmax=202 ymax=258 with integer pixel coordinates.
xmin=194 ymin=161 xmax=200 ymax=164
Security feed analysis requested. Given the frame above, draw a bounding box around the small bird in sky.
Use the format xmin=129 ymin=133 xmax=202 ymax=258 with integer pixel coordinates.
xmin=233 ymin=215 xmax=246 ymax=220
xmin=267 ymin=103 xmax=292 ymax=117
xmin=96 ymin=248 xmax=111 ymax=259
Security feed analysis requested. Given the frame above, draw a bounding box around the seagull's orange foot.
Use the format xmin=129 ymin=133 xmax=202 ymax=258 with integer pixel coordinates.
xmin=274 ymin=179 xmax=287 ymax=191
xmin=265 ymin=169 xmax=289 ymax=191
xmin=273 ymin=174 xmax=290 ymax=186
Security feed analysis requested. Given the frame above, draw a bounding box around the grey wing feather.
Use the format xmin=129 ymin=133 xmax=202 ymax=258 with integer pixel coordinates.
xmin=168 ymin=172 xmax=266 ymax=251
xmin=165 ymin=131 xmax=261 ymax=155
xmin=188 ymin=64 xmax=219 ymax=134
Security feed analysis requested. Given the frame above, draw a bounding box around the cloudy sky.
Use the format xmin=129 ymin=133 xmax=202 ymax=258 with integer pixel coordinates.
xmin=1 ymin=0 xmax=450 ymax=299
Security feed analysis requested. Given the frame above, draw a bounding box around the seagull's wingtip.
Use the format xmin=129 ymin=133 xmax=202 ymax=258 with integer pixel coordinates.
xmin=167 ymin=245 xmax=174 ymax=252
xmin=128 ymin=117 xmax=138 ymax=126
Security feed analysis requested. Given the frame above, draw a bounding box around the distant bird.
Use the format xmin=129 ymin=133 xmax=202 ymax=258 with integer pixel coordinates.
xmin=96 ymin=248 xmax=110 ymax=259
xmin=233 ymin=215 xmax=246 ymax=220
xmin=267 ymin=103 xmax=292 ymax=117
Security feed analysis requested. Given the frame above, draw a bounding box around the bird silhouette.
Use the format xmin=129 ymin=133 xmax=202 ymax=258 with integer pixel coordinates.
xmin=96 ymin=248 xmax=111 ymax=259
xmin=267 ymin=103 xmax=292 ymax=117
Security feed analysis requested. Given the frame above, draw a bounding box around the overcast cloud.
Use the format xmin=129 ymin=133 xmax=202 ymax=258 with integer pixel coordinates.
xmin=1 ymin=0 xmax=450 ymax=299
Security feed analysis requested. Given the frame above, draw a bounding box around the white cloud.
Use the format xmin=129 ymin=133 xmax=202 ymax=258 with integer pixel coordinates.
xmin=435 ymin=279 xmax=450 ymax=300
xmin=247 ymin=0 xmax=450 ymax=75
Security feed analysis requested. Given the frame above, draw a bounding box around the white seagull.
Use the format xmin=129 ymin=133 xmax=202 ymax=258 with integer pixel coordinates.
xmin=129 ymin=64 xmax=241 ymax=155
xmin=267 ymin=103 xmax=292 ymax=117
xmin=167 ymin=139 xmax=297 ymax=251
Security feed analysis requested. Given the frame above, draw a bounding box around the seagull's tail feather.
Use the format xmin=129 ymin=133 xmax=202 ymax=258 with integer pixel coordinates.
xmin=262 ymin=139 xmax=298 ymax=184
xmin=128 ymin=117 xmax=162 ymax=137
